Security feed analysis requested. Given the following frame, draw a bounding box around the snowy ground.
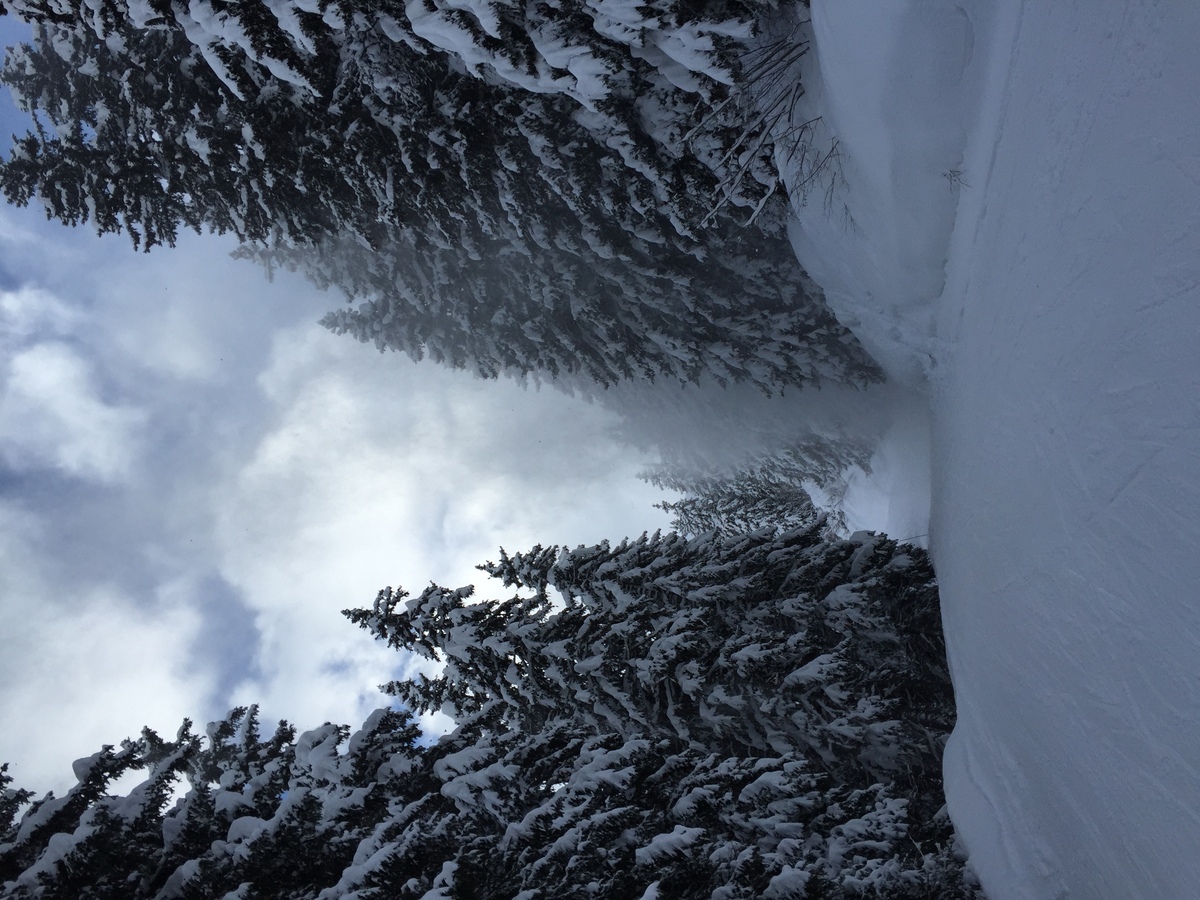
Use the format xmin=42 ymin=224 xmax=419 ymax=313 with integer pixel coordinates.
xmin=788 ymin=2 xmax=1200 ymax=897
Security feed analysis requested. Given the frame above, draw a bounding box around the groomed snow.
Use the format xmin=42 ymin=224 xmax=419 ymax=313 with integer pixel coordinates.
xmin=786 ymin=1 xmax=1200 ymax=897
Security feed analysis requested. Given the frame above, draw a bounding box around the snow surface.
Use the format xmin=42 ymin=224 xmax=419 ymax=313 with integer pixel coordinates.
xmin=787 ymin=1 xmax=1200 ymax=897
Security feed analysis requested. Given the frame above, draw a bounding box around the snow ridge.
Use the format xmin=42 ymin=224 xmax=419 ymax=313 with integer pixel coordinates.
xmin=789 ymin=1 xmax=1200 ymax=898
xmin=780 ymin=0 xmax=983 ymax=389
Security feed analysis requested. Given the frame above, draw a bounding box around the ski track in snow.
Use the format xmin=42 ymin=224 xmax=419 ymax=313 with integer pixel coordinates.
xmin=935 ymin=2 xmax=1200 ymax=897
xmin=791 ymin=1 xmax=1200 ymax=897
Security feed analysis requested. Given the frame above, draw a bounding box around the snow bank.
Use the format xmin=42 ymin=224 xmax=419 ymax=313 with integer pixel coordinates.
xmin=785 ymin=0 xmax=1200 ymax=897
xmin=836 ymin=396 xmax=930 ymax=546
xmin=933 ymin=3 xmax=1200 ymax=898
xmin=780 ymin=0 xmax=982 ymax=388
xmin=599 ymin=370 xmax=934 ymax=542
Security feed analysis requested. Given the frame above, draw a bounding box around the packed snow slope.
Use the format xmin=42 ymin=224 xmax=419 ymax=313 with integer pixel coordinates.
xmin=787 ymin=1 xmax=1200 ymax=898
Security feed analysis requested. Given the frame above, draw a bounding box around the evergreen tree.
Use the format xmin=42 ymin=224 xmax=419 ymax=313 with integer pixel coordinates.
xmin=645 ymin=434 xmax=873 ymax=539
xmin=650 ymin=464 xmax=822 ymax=537
xmin=2 ymin=529 xmax=980 ymax=898
xmin=0 ymin=766 xmax=31 ymax=840
xmin=0 ymin=0 xmax=882 ymax=392
xmin=0 ymin=725 xmax=199 ymax=895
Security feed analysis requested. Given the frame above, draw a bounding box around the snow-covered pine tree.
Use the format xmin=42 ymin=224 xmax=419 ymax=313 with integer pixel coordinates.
xmin=0 ymin=2 xmax=357 ymax=250
xmin=649 ymin=463 xmax=822 ymax=537
xmin=0 ymin=725 xmax=200 ymax=896
xmin=0 ymin=532 xmax=974 ymax=897
xmin=341 ymin=526 xmax=976 ymax=897
xmin=0 ymin=0 xmax=882 ymax=392
xmin=0 ymin=767 xmax=31 ymax=842
xmin=644 ymin=433 xmax=872 ymax=539
xmin=2 ymin=529 xmax=979 ymax=897
xmin=0 ymin=707 xmax=431 ymax=898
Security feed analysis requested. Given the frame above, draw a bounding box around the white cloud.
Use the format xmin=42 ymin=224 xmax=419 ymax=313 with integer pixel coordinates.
xmin=82 ymin=238 xmax=328 ymax=385
xmin=0 ymin=286 xmax=80 ymax=342
xmin=0 ymin=341 xmax=147 ymax=482
xmin=0 ymin=211 xmax=673 ymax=799
xmin=0 ymin=505 xmax=216 ymax=796
xmin=0 ymin=209 xmax=38 ymax=246
xmin=211 ymin=324 xmax=671 ymax=732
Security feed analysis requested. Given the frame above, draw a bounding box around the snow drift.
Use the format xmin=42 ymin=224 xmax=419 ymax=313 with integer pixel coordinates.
xmin=784 ymin=1 xmax=1200 ymax=897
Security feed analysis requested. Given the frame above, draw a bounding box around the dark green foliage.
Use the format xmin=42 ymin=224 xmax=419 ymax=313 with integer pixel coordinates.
xmin=341 ymin=527 xmax=977 ymax=898
xmin=644 ymin=432 xmax=875 ymax=539
xmin=0 ymin=724 xmax=200 ymax=897
xmin=0 ymin=766 xmax=32 ymax=841
xmin=0 ymin=0 xmax=882 ymax=392
xmin=2 ymin=530 xmax=979 ymax=898
xmin=651 ymin=463 xmax=822 ymax=537
xmin=0 ymin=707 xmax=430 ymax=898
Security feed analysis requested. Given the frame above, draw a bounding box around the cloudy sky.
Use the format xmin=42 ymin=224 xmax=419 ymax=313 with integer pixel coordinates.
xmin=0 ymin=20 xmax=681 ymax=791
xmin=0 ymin=15 xmax=926 ymax=800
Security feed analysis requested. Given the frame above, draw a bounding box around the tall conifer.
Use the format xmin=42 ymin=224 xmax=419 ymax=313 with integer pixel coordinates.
xmin=1 ymin=0 xmax=881 ymax=392
xmin=2 ymin=530 xmax=979 ymax=898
